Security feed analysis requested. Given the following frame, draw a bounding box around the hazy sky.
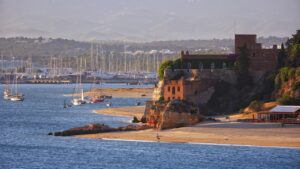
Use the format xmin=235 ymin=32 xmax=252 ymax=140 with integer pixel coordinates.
xmin=0 ymin=0 xmax=299 ymax=41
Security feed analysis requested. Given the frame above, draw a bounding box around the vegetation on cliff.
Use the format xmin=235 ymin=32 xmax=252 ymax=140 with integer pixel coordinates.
xmin=273 ymin=30 xmax=300 ymax=105
xmin=158 ymin=59 xmax=182 ymax=79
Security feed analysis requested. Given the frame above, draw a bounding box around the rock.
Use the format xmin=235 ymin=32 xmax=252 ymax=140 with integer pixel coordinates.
xmin=54 ymin=123 xmax=117 ymax=136
xmin=159 ymin=101 xmax=203 ymax=129
xmin=144 ymin=100 xmax=203 ymax=130
xmin=53 ymin=123 xmax=151 ymax=136
xmin=132 ymin=116 xmax=140 ymax=123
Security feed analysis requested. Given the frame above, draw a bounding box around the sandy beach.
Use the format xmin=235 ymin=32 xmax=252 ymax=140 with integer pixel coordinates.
xmin=66 ymin=87 xmax=153 ymax=98
xmin=77 ymin=122 xmax=300 ymax=148
xmin=80 ymin=106 xmax=300 ymax=148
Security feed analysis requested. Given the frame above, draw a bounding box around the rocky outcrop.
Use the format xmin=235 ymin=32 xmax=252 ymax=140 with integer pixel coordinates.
xmin=143 ymin=100 xmax=203 ymax=130
xmin=159 ymin=101 xmax=203 ymax=129
xmin=53 ymin=123 xmax=151 ymax=136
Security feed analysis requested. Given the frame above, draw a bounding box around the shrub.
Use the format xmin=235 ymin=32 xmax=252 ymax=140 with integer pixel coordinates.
xmin=132 ymin=116 xmax=140 ymax=123
xmin=277 ymin=95 xmax=300 ymax=105
xmin=274 ymin=74 xmax=281 ymax=90
xmin=158 ymin=60 xmax=173 ymax=79
xmin=288 ymin=68 xmax=296 ymax=79
xmin=248 ymin=100 xmax=263 ymax=111
xmin=279 ymin=67 xmax=289 ymax=83
xmin=292 ymin=81 xmax=300 ymax=91
xmin=158 ymin=96 xmax=164 ymax=101
xmin=296 ymin=67 xmax=300 ymax=77
xmin=157 ymin=58 xmax=183 ymax=79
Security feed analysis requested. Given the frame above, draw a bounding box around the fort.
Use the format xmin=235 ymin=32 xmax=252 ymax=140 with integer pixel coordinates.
xmin=154 ymin=34 xmax=279 ymax=104
xmin=145 ymin=34 xmax=280 ymax=129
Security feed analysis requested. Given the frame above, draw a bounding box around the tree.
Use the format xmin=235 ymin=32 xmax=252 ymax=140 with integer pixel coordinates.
xmin=158 ymin=60 xmax=173 ymax=79
xmin=286 ymin=30 xmax=300 ymax=67
xmin=276 ymin=43 xmax=287 ymax=69
xmin=157 ymin=58 xmax=183 ymax=79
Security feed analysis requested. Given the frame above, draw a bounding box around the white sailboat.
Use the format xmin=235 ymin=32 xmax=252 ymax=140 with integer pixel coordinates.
xmin=71 ymin=59 xmax=86 ymax=106
xmin=3 ymin=74 xmax=12 ymax=100
xmin=71 ymin=89 xmax=86 ymax=106
xmin=10 ymin=70 xmax=24 ymax=102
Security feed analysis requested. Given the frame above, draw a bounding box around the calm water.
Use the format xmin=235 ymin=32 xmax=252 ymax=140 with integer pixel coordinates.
xmin=0 ymin=84 xmax=299 ymax=169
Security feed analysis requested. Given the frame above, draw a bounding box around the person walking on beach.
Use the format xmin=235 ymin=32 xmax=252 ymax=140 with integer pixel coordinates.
xmin=156 ymin=133 xmax=160 ymax=142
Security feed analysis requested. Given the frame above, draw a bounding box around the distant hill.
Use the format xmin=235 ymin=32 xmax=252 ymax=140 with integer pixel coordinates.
xmin=0 ymin=36 xmax=287 ymax=63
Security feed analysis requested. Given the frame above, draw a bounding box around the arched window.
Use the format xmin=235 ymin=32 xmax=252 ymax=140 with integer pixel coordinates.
xmin=222 ymin=62 xmax=227 ymax=69
xmin=198 ymin=62 xmax=203 ymax=70
xmin=187 ymin=62 xmax=192 ymax=69
xmin=210 ymin=62 xmax=215 ymax=72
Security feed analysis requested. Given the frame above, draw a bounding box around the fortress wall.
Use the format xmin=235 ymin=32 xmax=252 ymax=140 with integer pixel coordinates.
xmin=164 ymin=69 xmax=236 ymax=84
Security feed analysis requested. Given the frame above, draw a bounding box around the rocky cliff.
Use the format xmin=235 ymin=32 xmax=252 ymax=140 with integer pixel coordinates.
xmin=143 ymin=100 xmax=203 ymax=130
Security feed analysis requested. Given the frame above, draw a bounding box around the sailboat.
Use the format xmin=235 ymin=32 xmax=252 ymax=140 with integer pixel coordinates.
xmin=89 ymin=77 xmax=104 ymax=104
xmin=9 ymin=70 xmax=24 ymax=102
xmin=71 ymin=59 xmax=86 ymax=106
xmin=71 ymin=89 xmax=86 ymax=106
xmin=3 ymin=74 xmax=12 ymax=100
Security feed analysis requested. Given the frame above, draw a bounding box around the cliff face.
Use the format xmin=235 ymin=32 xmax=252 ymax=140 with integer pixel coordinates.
xmin=144 ymin=100 xmax=203 ymax=130
xmin=276 ymin=76 xmax=300 ymax=99
xmin=152 ymin=81 xmax=164 ymax=101
xmin=159 ymin=101 xmax=203 ymax=129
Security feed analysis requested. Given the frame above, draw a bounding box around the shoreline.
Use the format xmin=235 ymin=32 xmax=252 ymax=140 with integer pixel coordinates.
xmin=81 ymin=103 xmax=300 ymax=148
xmin=76 ymin=123 xmax=300 ymax=148
xmin=79 ymin=137 xmax=300 ymax=149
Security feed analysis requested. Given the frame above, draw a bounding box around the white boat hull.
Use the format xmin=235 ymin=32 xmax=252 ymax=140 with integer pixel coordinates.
xmin=10 ymin=95 xmax=24 ymax=102
xmin=72 ymin=99 xmax=86 ymax=106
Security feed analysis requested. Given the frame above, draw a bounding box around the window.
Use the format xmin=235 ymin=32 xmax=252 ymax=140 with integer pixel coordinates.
xmin=222 ymin=62 xmax=227 ymax=69
xmin=187 ymin=62 xmax=192 ymax=69
xmin=194 ymin=90 xmax=198 ymax=95
xmin=177 ymin=86 xmax=180 ymax=92
xmin=168 ymin=86 xmax=170 ymax=92
xmin=198 ymin=63 xmax=203 ymax=70
xmin=210 ymin=62 xmax=215 ymax=72
xmin=172 ymin=87 xmax=175 ymax=94
xmin=172 ymin=97 xmax=175 ymax=100
xmin=168 ymin=97 xmax=170 ymax=101
xmin=178 ymin=97 xmax=181 ymax=100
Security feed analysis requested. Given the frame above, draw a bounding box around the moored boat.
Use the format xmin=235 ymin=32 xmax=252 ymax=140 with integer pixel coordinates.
xmin=10 ymin=94 xmax=24 ymax=102
xmin=90 ymin=96 xmax=104 ymax=103
xmin=106 ymin=102 xmax=112 ymax=107
xmin=3 ymin=89 xmax=12 ymax=100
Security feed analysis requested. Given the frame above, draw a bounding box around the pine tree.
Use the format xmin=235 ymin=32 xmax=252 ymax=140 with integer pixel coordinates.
xmin=276 ymin=43 xmax=287 ymax=69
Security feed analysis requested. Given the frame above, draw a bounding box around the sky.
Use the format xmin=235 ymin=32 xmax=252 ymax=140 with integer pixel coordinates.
xmin=0 ymin=0 xmax=299 ymax=42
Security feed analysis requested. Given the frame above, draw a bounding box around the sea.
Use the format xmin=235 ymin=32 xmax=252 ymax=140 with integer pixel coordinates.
xmin=0 ymin=84 xmax=299 ymax=169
